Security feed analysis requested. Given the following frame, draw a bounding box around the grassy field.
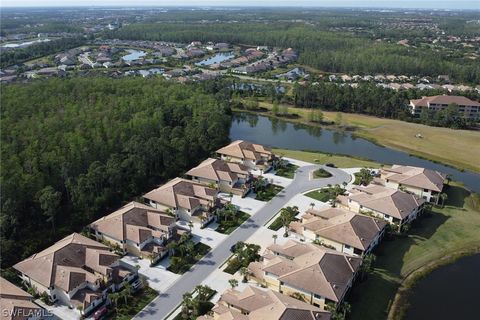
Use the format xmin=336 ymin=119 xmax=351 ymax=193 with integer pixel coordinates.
xmin=251 ymin=101 xmax=480 ymax=173
xmin=273 ymin=148 xmax=380 ymax=168
xmin=348 ymin=183 xmax=480 ymax=319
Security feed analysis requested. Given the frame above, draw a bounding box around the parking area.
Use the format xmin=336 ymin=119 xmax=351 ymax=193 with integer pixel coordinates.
xmin=121 ymin=254 xmax=180 ymax=293
xmin=35 ymin=299 xmax=80 ymax=320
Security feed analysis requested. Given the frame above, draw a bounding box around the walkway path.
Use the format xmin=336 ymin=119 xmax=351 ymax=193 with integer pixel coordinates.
xmin=134 ymin=164 xmax=350 ymax=319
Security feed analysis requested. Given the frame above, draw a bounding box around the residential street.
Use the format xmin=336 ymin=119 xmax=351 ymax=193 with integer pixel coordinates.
xmin=134 ymin=164 xmax=351 ymax=320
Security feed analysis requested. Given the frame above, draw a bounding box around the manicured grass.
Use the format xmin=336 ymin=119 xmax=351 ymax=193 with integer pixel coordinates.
xmin=313 ymin=168 xmax=332 ymax=178
xmin=255 ymin=100 xmax=480 ymax=173
xmin=275 ymin=163 xmax=299 ymax=179
xmin=255 ymin=184 xmax=284 ymax=201
xmin=273 ymin=148 xmax=380 ymax=168
xmin=348 ymin=183 xmax=480 ymax=320
xmin=167 ymin=242 xmax=211 ymax=274
xmin=305 ymin=189 xmax=332 ymax=202
xmin=108 ymin=287 xmax=158 ymax=320
xmin=216 ymin=211 xmax=250 ymax=234
xmin=268 ymin=214 xmax=299 ymax=231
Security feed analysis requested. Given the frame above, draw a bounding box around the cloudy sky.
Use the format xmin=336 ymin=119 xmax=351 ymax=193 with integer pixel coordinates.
xmin=1 ymin=0 xmax=479 ymax=9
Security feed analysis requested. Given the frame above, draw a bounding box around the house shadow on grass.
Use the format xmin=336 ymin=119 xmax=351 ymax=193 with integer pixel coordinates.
xmin=444 ymin=184 xmax=470 ymax=208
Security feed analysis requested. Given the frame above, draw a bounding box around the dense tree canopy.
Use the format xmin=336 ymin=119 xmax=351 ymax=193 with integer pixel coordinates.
xmin=0 ymin=77 xmax=231 ymax=268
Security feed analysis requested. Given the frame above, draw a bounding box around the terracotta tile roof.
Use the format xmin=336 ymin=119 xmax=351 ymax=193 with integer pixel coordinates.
xmin=186 ymin=158 xmax=249 ymax=183
xmin=143 ymin=177 xmax=217 ymax=210
xmin=249 ymin=240 xmax=361 ymax=303
xmin=295 ymin=207 xmax=386 ymax=251
xmin=208 ymin=286 xmax=330 ymax=320
xmin=217 ymin=140 xmax=273 ymax=161
xmin=410 ymin=95 xmax=480 ymax=107
xmin=381 ymin=165 xmax=446 ymax=192
xmin=89 ymin=201 xmax=174 ymax=244
xmin=346 ymin=184 xmax=426 ymax=220
xmin=0 ymin=277 xmax=41 ymax=320
xmin=13 ymin=233 xmax=121 ymax=293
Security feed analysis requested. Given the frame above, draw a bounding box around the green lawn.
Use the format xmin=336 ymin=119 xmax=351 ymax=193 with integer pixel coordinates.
xmin=313 ymin=168 xmax=333 ymax=178
xmin=273 ymin=148 xmax=380 ymax=168
xmin=167 ymin=242 xmax=211 ymax=274
xmin=348 ymin=183 xmax=480 ymax=320
xmin=216 ymin=211 xmax=250 ymax=234
xmin=268 ymin=215 xmax=299 ymax=231
xmin=255 ymin=184 xmax=284 ymax=201
xmin=275 ymin=163 xmax=299 ymax=179
xmin=305 ymin=189 xmax=332 ymax=202
xmin=108 ymin=287 xmax=158 ymax=320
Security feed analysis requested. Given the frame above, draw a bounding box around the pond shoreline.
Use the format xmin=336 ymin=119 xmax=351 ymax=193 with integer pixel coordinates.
xmin=388 ymin=247 xmax=480 ymax=320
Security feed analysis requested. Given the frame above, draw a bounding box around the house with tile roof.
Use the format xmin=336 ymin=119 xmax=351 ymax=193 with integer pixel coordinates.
xmin=289 ymin=207 xmax=386 ymax=256
xmin=337 ymin=184 xmax=425 ymax=228
xmin=89 ymin=201 xmax=176 ymax=263
xmin=143 ymin=177 xmax=221 ymax=226
xmin=216 ymin=140 xmax=274 ymax=171
xmin=409 ymin=95 xmax=480 ymax=119
xmin=186 ymin=158 xmax=252 ymax=197
xmin=0 ymin=277 xmax=43 ymax=320
xmin=379 ymin=165 xmax=446 ymax=204
xmin=13 ymin=233 xmax=136 ymax=316
xmin=199 ymin=286 xmax=331 ymax=320
xmin=248 ymin=240 xmax=361 ymax=309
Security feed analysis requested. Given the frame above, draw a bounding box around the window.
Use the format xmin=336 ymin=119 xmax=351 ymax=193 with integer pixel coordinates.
xmin=385 ymin=215 xmax=390 ymax=219
xmin=314 ymin=293 xmax=322 ymax=299
xmin=424 ymin=189 xmax=429 ymax=192
xmin=345 ymin=245 xmax=351 ymax=249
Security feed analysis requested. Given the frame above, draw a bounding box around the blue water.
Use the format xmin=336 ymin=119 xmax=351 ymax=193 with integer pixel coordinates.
xmin=230 ymin=112 xmax=480 ymax=193
xmin=195 ymin=52 xmax=234 ymax=66
xmin=122 ymin=49 xmax=146 ymax=62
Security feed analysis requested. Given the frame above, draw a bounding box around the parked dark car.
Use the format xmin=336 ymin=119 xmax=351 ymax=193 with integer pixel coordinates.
xmin=325 ymin=163 xmax=336 ymax=168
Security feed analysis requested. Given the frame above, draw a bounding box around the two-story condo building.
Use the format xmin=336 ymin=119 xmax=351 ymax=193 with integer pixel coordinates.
xmin=248 ymin=240 xmax=361 ymax=310
xmin=289 ymin=207 xmax=386 ymax=256
xmin=89 ymin=201 xmax=176 ymax=263
xmin=0 ymin=277 xmax=43 ymax=320
xmin=337 ymin=184 xmax=425 ymax=229
xmin=143 ymin=177 xmax=220 ymax=227
xmin=199 ymin=286 xmax=331 ymax=320
xmin=409 ymin=95 xmax=480 ymax=119
xmin=13 ymin=233 xmax=136 ymax=316
xmin=186 ymin=158 xmax=252 ymax=197
xmin=216 ymin=140 xmax=274 ymax=172
xmin=379 ymin=165 xmax=445 ymax=204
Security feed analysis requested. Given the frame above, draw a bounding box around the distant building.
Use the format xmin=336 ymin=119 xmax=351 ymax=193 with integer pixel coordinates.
xmin=409 ymin=95 xmax=480 ymax=119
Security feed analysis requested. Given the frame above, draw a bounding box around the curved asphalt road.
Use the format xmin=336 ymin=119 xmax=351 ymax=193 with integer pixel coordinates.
xmin=134 ymin=165 xmax=350 ymax=320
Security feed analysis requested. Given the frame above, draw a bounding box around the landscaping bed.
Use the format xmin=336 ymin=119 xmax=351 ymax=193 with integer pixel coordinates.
xmin=255 ymin=184 xmax=283 ymax=201
xmin=275 ymin=163 xmax=299 ymax=179
xmin=107 ymin=287 xmax=158 ymax=320
xmin=313 ymin=168 xmax=332 ymax=178
xmin=216 ymin=211 xmax=250 ymax=234
xmin=305 ymin=185 xmax=346 ymax=203
xmin=167 ymin=242 xmax=211 ymax=274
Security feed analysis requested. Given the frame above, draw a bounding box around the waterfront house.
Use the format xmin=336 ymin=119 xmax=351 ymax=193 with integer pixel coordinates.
xmin=216 ymin=140 xmax=274 ymax=171
xmin=289 ymin=207 xmax=386 ymax=256
xmin=13 ymin=233 xmax=136 ymax=316
xmin=409 ymin=95 xmax=480 ymax=119
xmin=89 ymin=201 xmax=176 ymax=263
xmin=248 ymin=240 xmax=361 ymax=309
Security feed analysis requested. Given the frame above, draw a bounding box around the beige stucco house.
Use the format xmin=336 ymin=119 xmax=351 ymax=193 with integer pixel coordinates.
xmin=378 ymin=165 xmax=446 ymax=204
xmin=248 ymin=240 xmax=361 ymax=310
xmin=13 ymin=233 xmax=136 ymax=316
xmin=409 ymin=95 xmax=480 ymax=119
xmin=289 ymin=207 xmax=386 ymax=256
xmin=199 ymin=286 xmax=331 ymax=320
xmin=186 ymin=158 xmax=252 ymax=197
xmin=337 ymin=184 xmax=425 ymax=228
xmin=143 ymin=177 xmax=220 ymax=226
xmin=0 ymin=277 xmax=43 ymax=320
xmin=89 ymin=201 xmax=176 ymax=263
xmin=216 ymin=140 xmax=274 ymax=171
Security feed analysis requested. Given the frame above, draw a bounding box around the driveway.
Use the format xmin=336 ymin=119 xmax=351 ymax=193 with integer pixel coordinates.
xmin=134 ymin=164 xmax=350 ymax=319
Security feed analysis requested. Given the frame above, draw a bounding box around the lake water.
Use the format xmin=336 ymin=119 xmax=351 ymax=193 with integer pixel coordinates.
xmin=404 ymin=254 xmax=480 ymax=320
xmin=122 ymin=49 xmax=146 ymax=62
xmin=195 ymin=52 xmax=234 ymax=66
xmin=230 ymin=112 xmax=480 ymax=193
xmin=2 ymin=38 xmax=51 ymax=48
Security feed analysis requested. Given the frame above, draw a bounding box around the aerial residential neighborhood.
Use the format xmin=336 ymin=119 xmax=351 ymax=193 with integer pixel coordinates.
xmin=1 ymin=4 xmax=479 ymax=320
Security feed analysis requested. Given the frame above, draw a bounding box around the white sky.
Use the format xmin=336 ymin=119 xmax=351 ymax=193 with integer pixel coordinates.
xmin=0 ymin=1 xmax=479 ymax=9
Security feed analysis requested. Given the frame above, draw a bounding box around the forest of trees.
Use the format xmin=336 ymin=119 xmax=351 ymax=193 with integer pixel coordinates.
xmin=109 ymin=23 xmax=480 ymax=83
xmin=0 ymin=77 xmax=231 ymax=268
xmin=0 ymin=37 xmax=85 ymax=68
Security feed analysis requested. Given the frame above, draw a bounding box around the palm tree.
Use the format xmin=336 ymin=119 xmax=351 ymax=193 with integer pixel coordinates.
xmin=440 ymin=193 xmax=448 ymax=208
xmin=228 ymin=278 xmax=239 ymax=289
xmin=167 ymin=241 xmax=178 ymax=256
xmin=239 ymin=267 xmax=249 ymax=283
xmin=188 ymin=221 xmax=194 ymax=231
xmin=272 ymin=234 xmax=278 ymax=244
xmin=109 ymin=292 xmax=120 ymax=307
xmin=310 ymin=202 xmax=315 ymax=210
xmin=446 ymin=174 xmax=452 ymax=186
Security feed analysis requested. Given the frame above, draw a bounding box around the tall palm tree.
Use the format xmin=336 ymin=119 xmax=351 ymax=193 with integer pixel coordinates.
xmin=239 ymin=267 xmax=249 ymax=283
xmin=440 ymin=193 xmax=448 ymax=208
xmin=272 ymin=234 xmax=278 ymax=244
xmin=188 ymin=221 xmax=194 ymax=231
xmin=310 ymin=202 xmax=315 ymax=210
